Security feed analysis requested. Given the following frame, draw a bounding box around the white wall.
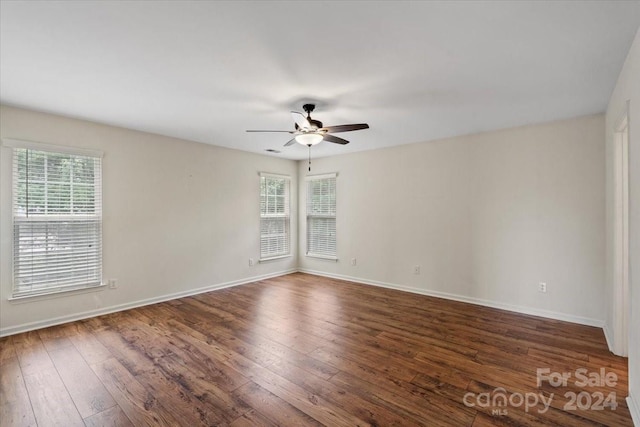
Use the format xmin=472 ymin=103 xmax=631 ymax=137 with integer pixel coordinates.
xmin=299 ymin=114 xmax=606 ymax=326
xmin=0 ymin=105 xmax=297 ymax=335
xmin=0 ymin=107 xmax=612 ymax=340
xmin=606 ymin=28 xmax=640 ymax=425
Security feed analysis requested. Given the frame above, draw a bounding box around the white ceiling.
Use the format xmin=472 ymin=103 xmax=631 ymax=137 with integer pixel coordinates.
xmin=1 ymin=1 xmax=639 ymax=160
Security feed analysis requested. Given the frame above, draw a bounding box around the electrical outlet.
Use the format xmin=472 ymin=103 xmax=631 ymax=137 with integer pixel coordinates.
xmin=108 ymin=279 xmax=118 ymax=289
xmin=249 ymin=258 xmax=254 ymax=267
xmin=414 ymin=265 xmax=420 ymax=275
xmin=538 ymin=282 xmax=547 ymax=293
xmin=351 ymin=258 xmax=357 ymax=266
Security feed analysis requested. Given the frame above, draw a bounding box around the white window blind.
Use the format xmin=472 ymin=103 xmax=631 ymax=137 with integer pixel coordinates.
xmin=306 ymin=174 xmax=336 ymax=259
xmin=11 ymin=143 xmax=103 ymax=297
xmin=260 ymin=173 xmax=290 ymax=260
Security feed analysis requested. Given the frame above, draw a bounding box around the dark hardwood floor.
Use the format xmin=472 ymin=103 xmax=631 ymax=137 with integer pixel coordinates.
xmin=0 ymin=273 xmax=632 ymax=426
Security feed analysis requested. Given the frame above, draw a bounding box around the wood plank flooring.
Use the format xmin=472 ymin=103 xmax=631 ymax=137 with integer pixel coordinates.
xmin=0 ymin=273 xmax=632 ymax=426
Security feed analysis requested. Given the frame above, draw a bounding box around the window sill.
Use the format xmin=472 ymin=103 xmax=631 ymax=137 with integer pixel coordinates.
xmin=306 ymin=253 xmax=338 ymax=261
xmin=8 ymin=283 xmax=107 ymax=304
xmin=259 ymin=254 xmax=292 ymax=263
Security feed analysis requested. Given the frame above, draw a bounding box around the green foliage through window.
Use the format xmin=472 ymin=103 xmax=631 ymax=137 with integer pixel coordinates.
xmin=14 ymin=149 xmax=98 ymax=216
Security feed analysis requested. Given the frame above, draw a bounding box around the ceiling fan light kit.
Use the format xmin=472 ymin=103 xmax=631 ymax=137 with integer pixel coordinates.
xmin=295 ymin=133 xmax=323 ymax=145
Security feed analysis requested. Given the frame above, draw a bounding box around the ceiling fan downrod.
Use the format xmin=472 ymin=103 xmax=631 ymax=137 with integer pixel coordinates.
xmin=303 ymin=103 xmax=315 ymax=116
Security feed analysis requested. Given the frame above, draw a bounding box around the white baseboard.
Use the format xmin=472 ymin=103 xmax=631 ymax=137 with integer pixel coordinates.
xmin=603 ymin=322 xmax=615 ymax=353
xmin=603 ymin=321 xmax=631 ymax=357
xmin=0 ymin=268 xmax=606 ymax=336
xmin=299 ymin=269 xmax=605 ymax=328
xmin=0 ymin=269 xmax=296 ymax=337
xmin=629 ymin=395 xmax=640 ymax=427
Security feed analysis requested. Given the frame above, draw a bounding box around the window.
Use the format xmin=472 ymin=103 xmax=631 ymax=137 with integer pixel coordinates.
xmin=260 ymin=173 xmax=290 ymax=260
xmin=10 ymin=140 xmax=103 ymax=298
xmin=306 ymin=173 xmax=336 ymax=259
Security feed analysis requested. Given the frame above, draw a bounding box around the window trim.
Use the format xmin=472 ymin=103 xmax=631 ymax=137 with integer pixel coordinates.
xmin=259 ymin=172 xmax=291 ymax=261
xmin=305 ymin=172 xmax=338 ymax=261
xmin=6 ymin=138 xmax=103 ymax=299
xmin=8 ymin=282 xmax=107 ymax=302
xmin=3 ymin=138 xmax=103 ymax=158
xmin=258 ymin=254 xmax=290 ymax=263
xmin=303 ymin=173 xmax=337 ymax=182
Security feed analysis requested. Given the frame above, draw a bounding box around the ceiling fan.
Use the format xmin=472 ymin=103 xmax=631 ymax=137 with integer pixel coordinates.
xmin=246 ymin=103 xmax=369 ymax=147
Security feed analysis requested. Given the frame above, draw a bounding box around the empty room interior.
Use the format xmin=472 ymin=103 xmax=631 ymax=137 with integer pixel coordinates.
xmin=1 ymin=1 xmax=640 ymax=426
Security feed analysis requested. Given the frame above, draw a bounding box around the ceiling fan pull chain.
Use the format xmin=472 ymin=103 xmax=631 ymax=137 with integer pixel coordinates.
xmin=308 ymin=144 xmax=311 ymax=171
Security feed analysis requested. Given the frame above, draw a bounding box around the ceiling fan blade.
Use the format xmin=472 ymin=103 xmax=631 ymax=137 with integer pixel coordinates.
xmin=323 ymin=134 xmax=350 ymax=145
xmin=284 ymin=138 xmax=297 ymax=147
xmin=246 ymin=130 xmax=294 ymax=133
xmin=320 ymin=123 xmax=369 ymax=133
xmin=291 ymin=111 xmax=311 ymax=130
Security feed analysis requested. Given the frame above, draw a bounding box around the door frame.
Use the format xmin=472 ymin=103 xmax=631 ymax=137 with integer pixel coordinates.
xmin=612 ymin=103 xmax=630 ymax=357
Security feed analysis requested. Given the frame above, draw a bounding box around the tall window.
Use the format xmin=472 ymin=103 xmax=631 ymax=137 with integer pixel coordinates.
xmin=259 ymin=173 xmax=290 ymax=260
xmin=306 ymin=173 xmax=336 ymax=259
xmin=10 ymin=141 xmax=102 ymax=298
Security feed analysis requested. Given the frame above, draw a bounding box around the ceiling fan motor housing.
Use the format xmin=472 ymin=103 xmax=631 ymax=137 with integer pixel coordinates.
xmin=308 ymin=119 xmax=323 ymax=129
